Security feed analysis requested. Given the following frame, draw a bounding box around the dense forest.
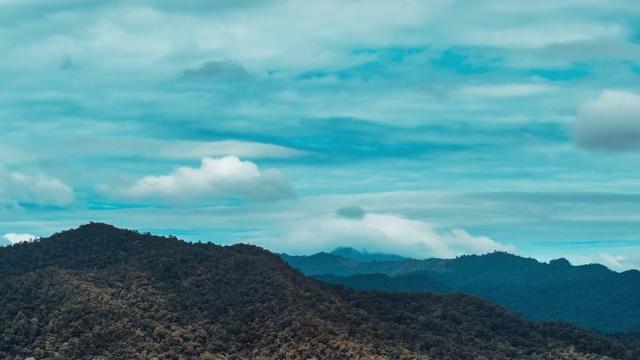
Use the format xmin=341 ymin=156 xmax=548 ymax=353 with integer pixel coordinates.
xmin=282 ymin=249 xmax=640 ymax=333
xmin=1 ymin=223 xmax=638 ymax=359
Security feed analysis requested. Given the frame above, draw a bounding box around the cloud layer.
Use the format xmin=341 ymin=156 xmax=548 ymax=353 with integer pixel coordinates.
xmin=1 ymin=0 xmax=640 ymax=269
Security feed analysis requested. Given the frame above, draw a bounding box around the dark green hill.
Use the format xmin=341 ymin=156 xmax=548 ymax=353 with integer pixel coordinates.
xmin=281 ymin=251 xmax=640 ymax=333
xmin=1 ymin=223 xmax=637 ymax=359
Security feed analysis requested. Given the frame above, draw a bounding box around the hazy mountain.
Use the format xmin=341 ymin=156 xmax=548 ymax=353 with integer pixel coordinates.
xmin=329 ymin=247 xmax=406 ymax=262
xmin=1 ymin=223 xmax=637 ymax=359
xmin=280 ymin=251 xmax=435 ymax=277
xmin=282 ymin=251 xmax=640 ymax=333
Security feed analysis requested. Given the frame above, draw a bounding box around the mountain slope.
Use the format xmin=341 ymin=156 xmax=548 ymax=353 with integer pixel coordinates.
xmin=1 ymin=223 xmax=637 ymax=359
xmin=282 ymin=251 xmax=640 ymax=333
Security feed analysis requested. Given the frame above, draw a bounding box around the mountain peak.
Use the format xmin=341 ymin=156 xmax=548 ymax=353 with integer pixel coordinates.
xmin=549 ymin=257 xmax=571 ymax=266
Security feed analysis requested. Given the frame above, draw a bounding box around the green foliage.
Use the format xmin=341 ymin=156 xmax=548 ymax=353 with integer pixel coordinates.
xmin=1 ymin=223 xmax=637 ymax=359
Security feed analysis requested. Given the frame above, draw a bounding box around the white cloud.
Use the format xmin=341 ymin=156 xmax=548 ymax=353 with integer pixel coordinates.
xmin=111 ymin=156 xmax=296 ymax=204
xmin=573 ymin=90 xmax=640 ymax=151
xmin=598 ymin=251 xmax=640 ymax=271
xmin=0 ymin=163 xmax=74 ymax=207
xmin=254 ymin=212 xmax=516 ymax=258
xmin=2 ymin=233 xmax=38 ymax=244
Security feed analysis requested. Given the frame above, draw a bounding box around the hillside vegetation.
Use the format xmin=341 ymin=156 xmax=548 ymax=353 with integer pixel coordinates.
xmin=1 ymin=223 xmax=638 ymax=359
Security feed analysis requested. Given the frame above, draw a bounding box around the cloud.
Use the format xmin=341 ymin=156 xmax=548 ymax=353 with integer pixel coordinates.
xmin=156 ymin=140 xmax=306 ymax=159
xmin=459 ymin=84 xmax=558 ymax=98
xmin=336 ymin=205 xmax=366 ymax=220
xmin=60 ymin=54 xmax=80 ymax=71
xmin=2 ymin=233 xmax=38 ymax=244
xmin=573 ymin=90 xmax=640 ymax=151
xmin=0 ymin=164 xmax=74 ymax=208
xmin=598 ymin=252 xmax=640 ymax=271
xmin=181 ymin=60 xmax=252 ymax=80
xmin=111 ymin=156 xmax=296 ymax=204
xmin=152 ymin=0 xmax=277 ymax=14
xmin=1 ymin=0 xmax=639 ymax=273
xmin=255 ymin=212 xmax=516 ymax=258
xmin=38 ymin=138 xmax=306 ymax=160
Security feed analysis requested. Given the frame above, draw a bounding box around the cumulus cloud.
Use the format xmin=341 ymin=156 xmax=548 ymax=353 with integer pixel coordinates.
xmin=111 ymin=156 xmax=295 ymax=204
xmin=573 ymin=90 xmax=640 ymax=151
xmin=256 ymin=212 xmax=516 ymax=258
xmin=0 ymin=164 xmax=74 ymax=208
xmin=336 ymin=205 xmax=366 ymax=220
xmin=2 ymin=233 xmax=38 ymax=244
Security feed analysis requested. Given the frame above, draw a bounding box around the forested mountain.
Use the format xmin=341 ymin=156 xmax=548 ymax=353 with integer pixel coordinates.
xmin=281 ymin=250 xmax=640 ymax=333
xmin=1 ymin=223 xmax=638 ymax=359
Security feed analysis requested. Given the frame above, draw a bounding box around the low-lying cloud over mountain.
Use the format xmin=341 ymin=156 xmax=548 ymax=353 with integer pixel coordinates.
xmin=1 ymin=233 xmax=38 ymax=245
xmin=257 ymin=208 xmax=515 ymax=258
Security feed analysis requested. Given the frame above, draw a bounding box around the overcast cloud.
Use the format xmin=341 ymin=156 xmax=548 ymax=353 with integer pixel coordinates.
xmin=1 ymin=0 xmax=640 ymax=270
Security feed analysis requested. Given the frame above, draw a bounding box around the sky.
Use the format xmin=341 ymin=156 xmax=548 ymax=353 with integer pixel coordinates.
xmin=2 ymin=0 xmax=640 ymax=271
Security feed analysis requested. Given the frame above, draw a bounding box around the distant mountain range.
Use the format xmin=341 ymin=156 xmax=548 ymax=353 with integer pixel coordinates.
xmin=1 ymin=224 xmax=638 ymax=359
xmin=281 ymin=248 xmax=640 ymax=334
xmin=329 ymin=246 xmax=407 ymax=262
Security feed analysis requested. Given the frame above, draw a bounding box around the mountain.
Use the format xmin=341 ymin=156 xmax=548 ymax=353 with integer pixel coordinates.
xmin=281 ymin=251 xmax=640 ymax=333
xmin=329 ymin=247 xmax=406 ymax=262
xmin=0 ymin=223 xmax=637 ymax=359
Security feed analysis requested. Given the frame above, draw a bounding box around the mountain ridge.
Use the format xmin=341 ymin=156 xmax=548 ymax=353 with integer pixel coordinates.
xmin=281 ymin=250 xmax=640 ymax=333
xmin=329 ymin=246 xmax=407 ymax=262
xmin=1 ymin=223 xmax=638 ymax=359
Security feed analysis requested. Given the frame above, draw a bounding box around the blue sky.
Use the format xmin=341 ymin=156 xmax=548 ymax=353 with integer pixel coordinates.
xmin=2 ymin=0 xmax=640 ymax=270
